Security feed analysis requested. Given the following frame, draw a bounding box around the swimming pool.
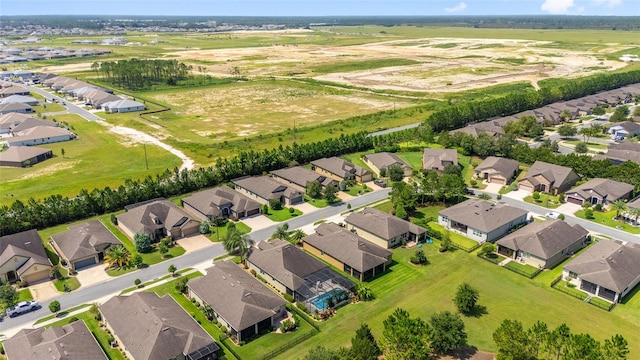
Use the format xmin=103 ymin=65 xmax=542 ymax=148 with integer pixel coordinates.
xmin=309 ymin=289 xmax=343 ymax=311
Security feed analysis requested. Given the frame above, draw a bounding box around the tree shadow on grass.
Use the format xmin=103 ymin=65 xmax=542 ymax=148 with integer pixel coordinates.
xmin=466 ymin=304 xmax=488 ymax=318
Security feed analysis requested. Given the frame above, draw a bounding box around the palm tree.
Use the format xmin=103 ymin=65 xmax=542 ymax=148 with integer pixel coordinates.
xmin=103 ymin=245 xmax=131 ymax=269
xmin=559 ymin=109 xmax=572 ymax=122
xmin=290 ymin=229 xmax=307 ymax=245
xmin=610 ymin=200 xmax=628 ymax=221
xmin=271 ymin=223 xmax=290 ymax=242
xmin=223 ymin=229 xmax=254 ymax=267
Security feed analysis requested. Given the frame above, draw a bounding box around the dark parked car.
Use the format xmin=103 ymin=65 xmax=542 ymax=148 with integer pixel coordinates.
xmin=373 ymin=180 xmax=387 ymax=188
xmin=465 ymin=188 xmax=475 ymax=195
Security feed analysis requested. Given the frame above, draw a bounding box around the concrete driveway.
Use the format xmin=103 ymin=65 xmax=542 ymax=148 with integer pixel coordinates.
xmin=176 ymin=235 xmax=213 ymax=253
xmin=555 ymin=202 xmax=582 ymax=216
xmin=483 ymin=182 xmax=503 ymax=194
xmin=292 ymin=202 xmax=318 ymax=214
xmin=242 ymin=215 xmax=276 ymax=231
xmin=504 ymin=189 xmax=530 ymax=200
xmin=75 ymin=265 xmax=111 ymax=287
xmin=29 ymin=281 xmax=60 ymax=302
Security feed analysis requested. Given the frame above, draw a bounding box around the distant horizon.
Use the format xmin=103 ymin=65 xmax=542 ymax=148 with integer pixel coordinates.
xmin=1 ymin=0 xmax=639 ymax=17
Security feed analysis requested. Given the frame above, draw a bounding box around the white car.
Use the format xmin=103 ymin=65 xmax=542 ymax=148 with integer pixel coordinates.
xmin=545 ymin=211 xmax=560 ymax=220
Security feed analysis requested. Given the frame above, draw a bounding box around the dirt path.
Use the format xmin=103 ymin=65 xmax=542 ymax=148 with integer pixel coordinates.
xmin=102 ymin=122 xmax=195 ymax=171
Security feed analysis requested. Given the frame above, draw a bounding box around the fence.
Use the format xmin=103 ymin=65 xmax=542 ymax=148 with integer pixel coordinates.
xmin=550 ymin=276 xmax=616 ymax=312
xmin=476 ymin=252 xmax=501 ymax=264
xmin=259 ymin=330 xmax=317 ymax=360
xmin=502 ymin=262 xmax=542 ymax=279
xmin=449 ymin=241 xmax=481 ymax=253
xmin=287 ymin=303 xmax=320 ymax=331
xmin=218 ymin=335 xmax=243 ymax=360
xmin=425 ymin=229 xmax=481 ymax=253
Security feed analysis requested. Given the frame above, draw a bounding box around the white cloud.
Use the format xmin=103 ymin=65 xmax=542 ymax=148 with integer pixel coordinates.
xmin=445 ymin=2 xmax=467 ymax=13
xmin=592 ymin=0 xmax=622 ymax=7
xmin=541 ymin=0 xmax=575 ymax=14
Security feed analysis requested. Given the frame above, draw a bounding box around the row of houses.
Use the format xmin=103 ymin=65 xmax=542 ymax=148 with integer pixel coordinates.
xmin=0 ymin=47 xmax=111 ymax=65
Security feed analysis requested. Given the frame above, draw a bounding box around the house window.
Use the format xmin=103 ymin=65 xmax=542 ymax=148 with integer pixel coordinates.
xmin=472 ymin=230 xmax=483 ymax=237
xmin=568 ymin=271 xmax=578 ymax=279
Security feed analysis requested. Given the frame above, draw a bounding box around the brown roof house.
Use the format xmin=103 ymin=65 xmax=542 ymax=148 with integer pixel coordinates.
xmin=345 ymin=207 xmax=427 ymax=248
xmin=6 ymin=126 xmax=75 ymax=147
xmin=438 ymin=199 xmax=529 ymax=244
xmin=4 ymin=320 xmax=107 ymax=360
xmin=188 ymin=261 xmax=286 ymax=342
xmin=497 ymin=220 xmax=589 ymax=269
xmin=608 ymin=121 xmax=640 ymax=140
xmin=270 ymin=166 xmax=337 ymax=192
xmin=563 ymin=240 xmax=640 ymax=303
xmin=449 ymin=120 xmax=505 ymax=138
xmin=232 ymin=176 xmax=304 ymax=206
xmin=182 ymin=187 xmax=261 ymax=221
xmin=517 ymin=161 xmax=580 ymax=194
xmin=246 ymin=239 xmax=354 ymax=312
xmin=303 ymin=222 xmax=392 ymax=281
xmin=310 ymin=157 xmax=373 ymax=183
xmin=51 ymin=220 xmax=122 ymax=271
xmin=422 ymin=148 xmax=458 ymax=172
xmin=362 ymin=152 xmax=412 ymax=178
xmin=474 ymin=156 xmax=520 ymax=185
xmin=595 ymin=142 xmax=640 ymax=166
xmin=565 ymin=178 xmax=634 ymax=206
xmin=116 ymin=198 xmax=200 ymax=241
xmin=0 ymin=229 xmax=52 ymax=284
xmin=100 ymin=292 xmax=220 ymax=360
xmin=0 ymin=146 xmax=52 ymax=167
xmin=0 ymin=102 xmax=33 ymax=114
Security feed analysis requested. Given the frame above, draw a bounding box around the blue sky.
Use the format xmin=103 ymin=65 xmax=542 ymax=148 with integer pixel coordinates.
xmin=0 ymin=0 xmax=636 ymax=16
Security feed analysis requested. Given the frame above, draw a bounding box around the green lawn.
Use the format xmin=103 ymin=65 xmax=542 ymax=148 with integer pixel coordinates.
xmin=265 ymin=207 xmax=303 ymax=222
xmin=34 ymin=304 xmax=93 ymax=325
xmin=502 ymin=261 xmax=541 ymax=278
xmin=395 ymin=151 xmax=423 ymax=172
xmin=340 ymin=151 xmax=375 ymax=174
xmin=523 ymin=193 xmax=562 ymax=209
xmin=562 ymin=140 xmax=607 ymax=150
xmin=429 ymin=222 xmax=480 ymax=250
xmin=44 ymin=310 xmax=126 ymax=360
xmin=273 ymin=242 xmax=640 ymax=359
xmin=575 ymin=210 xmax=640 ymax=234
xmin=344 ymin=184 xmax=373 ymax=197
xmin=209 ymin=221 xmax=252 ymax=242
xmin=304 ymin=196 xmax=340 ymax=208
xmin=17 ymin=289 xmax=33 ymax=302
xmin=54 ymin=271 xmax=81 ymax=292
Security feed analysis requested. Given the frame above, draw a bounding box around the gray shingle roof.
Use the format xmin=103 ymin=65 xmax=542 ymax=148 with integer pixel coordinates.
xmin=362 ymin=152 xmax=411 ymax=171
xmin=189 ymin=261 xmax=285 ymax=331
xmin=497 ymin=220 xmax=588 ymax=260
xmin=0 ymin=146 xmax=51 ymax=162
xmin=520 ymin=161 xmax=578 ymax=189
xmin=51 ymin=220 xmax=122 ymax=263
xmin=345 ymin=207 xmax=426 ymax=240
xmin=565 ymin=178 xmax=634 ymax=203
xmin=303 ymin=223 xmax=391 ymax=273
xmin=475 ymin=156 xmax=520 ymax=179
xmin=246 ymin=239 xmax=327 ymax=291
xmin=0 ymin=229 xmax=51 ymax=274
xmin=310 ymin=157 xmax=371 ymax=178
xmin=422 ymin=148 xmax=458 ymax=171
xmin=117 ymin=198 xmax=198 ymax=236
xmin=438 ymin=199 xmax=529 ymax=233
xmin=564 ymin=240 xmax=640 ymax=293
xmin=4 ymin=320 xmax=108 ymax=360
xmin=232 ymin=176 xmax=303 ymax=201
xmin=270 ymin=166 xmax=333 ymax=188
xmin=100 ymin=292 xmax=219 ymax=360
xmin=182 ymin=187 xmax=261 ymax=218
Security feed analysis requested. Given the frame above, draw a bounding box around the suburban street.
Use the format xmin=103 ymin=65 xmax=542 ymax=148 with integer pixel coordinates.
xmin=24 ymin=83 xmax=104 ymax=121
xmin=0 ymin=188 xmax=391 ymax=335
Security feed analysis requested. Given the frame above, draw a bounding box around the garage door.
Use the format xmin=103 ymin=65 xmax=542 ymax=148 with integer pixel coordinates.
xmin=489 ymin=177 xmax=506 ymax=185
xmin=566 ymin=196 xmax=583 ymax=205
xmin=74 ymin=257 xmax=96 ymax=270
xmin=22 ymin=269 xmax=51 ymax=284
xmin=246 ymin=208 xmax=260 ymax=217
xmin=518 ymin=183 xmax=534 ymax=192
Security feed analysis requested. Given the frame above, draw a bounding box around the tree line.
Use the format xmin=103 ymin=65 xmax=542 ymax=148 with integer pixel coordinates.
xmin=91 ymin=59 xmax=192 ymax=90
xmin=0 ymin=132 xmax=373 ymax=236
xmin=426 ymin=70 xmax=640 ymax=132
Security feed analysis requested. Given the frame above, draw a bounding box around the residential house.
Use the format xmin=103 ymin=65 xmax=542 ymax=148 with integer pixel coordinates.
xmin=563 ymin=240 xmax=640 ymax=303
xmin=625 ymin=195 xmax=640 ymax=225
xmin=232 ymin=176 xmax=304 ymax=206
xmin=4 ymin=320 xmax=108 ymax=360
xmin=497 ymin=220 xmax=589 ymax=269
xmin=0 ymin=102 xmax=33 ymax=114
xmin=0 ymin=112 xmax=35 ymax=134
xmin=0 ymin=95 xmax=39 ymax=106
xmin=246 ymin=239 xmax=354 ymax=304
xmin=83 ymin=89 xmax=120 ymax=108
xmin=595 ymin=142 xmax=640 ymax=165
xmin=311 ymin=157 xmax=373 ymax=183
xmin=517 ymin=160 xmax=580 ymax=194
xmin=0 ymin=86 xmax=29 ymax=98
xmin=6 ymin=126 xmax=75 ymax=147
xmin=608 ymin=121 xmax=640 ymax=139
xmin=362 ymin=152 xmax=412 ymax=178
xmin=3 ymin=117 xmax=58 ymax=134
xmin=0 ymin=229 xmax=53 ymax=284
xmin=474 ymin=156 xmax=520 ymax=185
xmin=102 ymin=99 xmax=146 ymax=113
xmin=450 ymin=120 xmax=505 ymax=138
xmin=565 ymin=178 xmax=634 ymax=206
xmin=51 ymin=220 xmax=122 ymax=271
xmin=116 ymin=198 xmax=200 ymax=241
xmin=182 ymin=186 xmax=261 ymax=221
xmin=303 ymin=222 xmax=392 ymax=281
xmin=100 ymin=292 xmax=220 ymax=360
xmin=270 ymin=166 xmax=337 ymax=192
xmin=422 ymin=148 xmax=458 ymax=172
xmin=0 ymin=146 xmax=52 ymax=167
xmin=345 ymin=207 xmax=427 ymax=248
xmin=533 ymin=106 xmax=561 ymax=124
xmin=438 ymin=199 xmax=529 ymax=244
xmin=188 ymin=261 xmax=286 ymax=342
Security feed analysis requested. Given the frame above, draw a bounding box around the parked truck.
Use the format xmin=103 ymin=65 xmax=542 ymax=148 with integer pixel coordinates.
xmin=6 ymin=300 xmax=40 ymax=318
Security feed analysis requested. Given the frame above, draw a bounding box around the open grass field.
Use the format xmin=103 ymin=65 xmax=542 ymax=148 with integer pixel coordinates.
xmin=0 ymin=114 xmax=182 ymax=206
xmin=273 ymin=241 xmax=640 ymax=359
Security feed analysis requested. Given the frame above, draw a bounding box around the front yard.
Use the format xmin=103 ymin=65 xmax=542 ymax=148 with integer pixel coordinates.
xmin=265 ymin=207 xmax=303 ymax=222
xmin=575 ymin=210 xmax=640 ymax=234
xmin=343 ymin=184 xmax=373 ymax=197
xmin=208 ymin=221 xmax=252 ymax=242
xmin=304 ymin=195 xmax=340 ymax=208
xmin=523 ymin=193 xmax=562 ymax=209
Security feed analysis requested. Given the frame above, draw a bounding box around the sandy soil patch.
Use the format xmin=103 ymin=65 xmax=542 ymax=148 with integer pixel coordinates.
xmin=11 ymin=160 xmax=80 ymax=181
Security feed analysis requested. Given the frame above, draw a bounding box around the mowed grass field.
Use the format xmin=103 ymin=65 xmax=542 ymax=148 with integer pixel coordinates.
xmin=0 ymin=114 xmax=181 ymax=206
xmin=273 ymin=243 xmax=640 ymax=359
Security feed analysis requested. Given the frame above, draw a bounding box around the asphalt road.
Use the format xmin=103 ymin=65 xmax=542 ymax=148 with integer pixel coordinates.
xmin=0 ymin=188 xmax=391 ymax=334
xmin=24 ymin=84 xmax=104 ymax=121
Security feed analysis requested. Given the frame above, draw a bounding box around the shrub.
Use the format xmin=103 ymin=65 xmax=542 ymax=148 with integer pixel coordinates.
xmin=250 ymin=269 xmax=257 ymax=277
xmin=220 ymin=326 xmax=227 ymax=334
xmin=594 ymin=203 xmax=603 ymax=211
xmin=470 ymin=179 xmax=478 ymax=188
xmin=585 ymin=209 xmax=594 ymax=219
xmin=558 ymin=213 xmax=565 ymax=220
xmin=68 ymin=316 xmax=79 ymax=323
xmin=134 ymin=279 xmax=142 ymax=287
xmin=296 ymin=302 xmax=309 ymax=313
xmin=110 ymin=214 xmax=118 ymax=225
xmin=288 ymin=207 xmax=294 ymax=214
xmin=532 ymin=191 xmax=541 ymax=201
xmin=280 ymin=318 xmax=296 ymax=332
xmin=134 ymin=233 xmax=152 ymax=253
xmin=283 ymin=293 xmax=294 ymax=302
xmin=410 ymin=249 xmax=428 ymax=265
xmin=175 ymin=276 xmax=188 ymax=294
xmin=269 ymin=199 xmax=282 ymax=210
xmin=0 ymin=342 xmax=4 ymax=355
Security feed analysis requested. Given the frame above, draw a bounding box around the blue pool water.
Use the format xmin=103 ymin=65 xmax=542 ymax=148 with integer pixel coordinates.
xmin=310 ymin=289 xmax=342 ymax=311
